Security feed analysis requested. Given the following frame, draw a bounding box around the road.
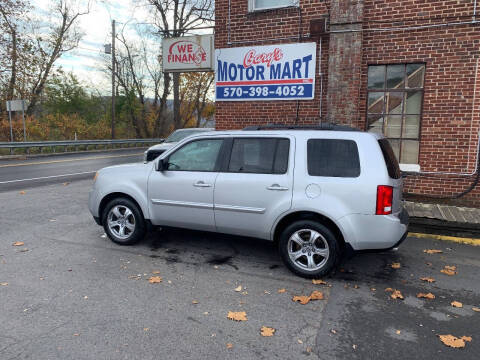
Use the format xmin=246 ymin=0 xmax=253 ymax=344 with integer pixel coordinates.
xmin=0 ymin=148 xmax=145 ymax=192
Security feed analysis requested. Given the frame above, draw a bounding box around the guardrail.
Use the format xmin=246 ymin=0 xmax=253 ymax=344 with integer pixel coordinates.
xmin=0 ymin=139 xmax=164 ymax=155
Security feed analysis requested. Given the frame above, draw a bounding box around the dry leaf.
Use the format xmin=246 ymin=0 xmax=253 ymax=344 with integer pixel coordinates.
xmin=330 ymin=329 xmax=337 ymax=334
xmin=151 ymin=270 xmax=161 ymax=274
xmin=226 ymin=343 xmax=233 ymax=349
xmin=385 ymin=288 xmax=394 ymax=292
xmin=424 ymin=249 xmax=443 ymax=254
xmin=148 ymin=276 xmax=162 ymax=284
xmin=63 ymin=182 xmax=70 ymax=186
xmin=461 ymin=336 xmax=472 ymax=342
xmin=396 ymin=330 xmax=401 ymax=335
xmin=417 ymin=292 xmax=435 ymax=299
xmin=297 ymin=339 xmax=303 ymax=344
xmin=451 ymin=301 xmax=463 ymax=308
xmin=19 ymin=248 xmax=29 ymax=252
xmin=0 ymin=282 xmax=8 ymax=286
xmin=309 ymin=290 xmax=324 ymax=300
xmin=441 ymin=266 xmax=457 ymax=276
xmin=192 ymin=300 xmax=199 ymax=304
xmin=391 ymin=262 xmax=401 ymax=269
xmin=445 ymin=265 xmax=456 ymax=271
xmin=278 ymin=288 xmax=286 ymax=293
xmin=390 ymin=290 xmax=404 ymax=300
xmin=438 ymin=334 xmax=468 ymax=348
xmin=12 ymin=242 xmax=24 ymax=246
xmin=292 ymin=295 xmax=311 ymax=305
xmin=73 ymin=333 xmax=79 ymax=336
xmin=234 ymin=285 xmax=242 ymax=292
xmin=312 ymin=279 xmax=327 ymax=285
xmin=19 ymin=191 xmax=26 ymax=195
xmin=143 ymin=328 xmax=149 ymax=331
xmin=260 ymin=326 xmax=275 ymax=337
xmin=353 ymin=284 xmax=359 ymax=289
xmin=370 ymin=288 xmax=376 ymax=291
xmin=227 ymin=311 xmax=247 ymax=321
xmin=420 ymin=277 xmax=435 ymax=283
xmin=472 ymin=307 xmax=480 ymax=312
xmin=352 ymin=344 xmax=358 ymax=350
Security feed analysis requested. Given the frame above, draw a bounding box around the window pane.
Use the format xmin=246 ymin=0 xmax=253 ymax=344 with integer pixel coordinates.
xmin=385 ymin=115 xmax=402 ymax=138
xmin=273 ymin=139 xmax=290 ymax=174
xmin=401 ymin=140 xmax=419 ymax=164
xmin=367 ymin=115 xmax=384 ymax=134
xmin=388 ymin=139 xmax=400 ymax=162
xmin=406 ymin=64 xmax=425 ymax=88
xmin=255 ymin=0 xmax=294 ymax=9
xmin=386 ymin=65 xmax=405 ymax=89
xmin=386 ymin=92 xmax=403 ymax=114
xmin=405 ymin=91 xmax=423 ymax=114
xmin=402 ymin=115 xmax=420 ymax=138
xmin=367 ymin=92 xmax=385 ymax=113
xmin=168 ymin=139 xmax=222 ymax=171
xmin=307 ymin=139 xmax=360 ymax=178
xmin=229 ymin=138 xmax=278 ymax=174
xmin=368 ymin=65 xmax=386 ymax=89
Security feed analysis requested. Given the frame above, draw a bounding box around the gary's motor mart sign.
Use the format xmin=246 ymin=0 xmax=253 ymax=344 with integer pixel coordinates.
xmin=163 ymin=35 xmax=214 ymax=72
xmin=215 ymin=42 xmax=316 ymax=101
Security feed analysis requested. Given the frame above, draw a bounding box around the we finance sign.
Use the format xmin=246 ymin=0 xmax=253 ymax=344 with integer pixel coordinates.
xmin=163 ymin=35 xmax=214 ymax=72
xmin=215 ymin=43 xmax=316 ymax=101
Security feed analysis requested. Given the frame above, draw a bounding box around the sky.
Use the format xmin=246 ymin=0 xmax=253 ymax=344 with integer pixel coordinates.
xmin=32 ymin=0 xmax=160 ymax=94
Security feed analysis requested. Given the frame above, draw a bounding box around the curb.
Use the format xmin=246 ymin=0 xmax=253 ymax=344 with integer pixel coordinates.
xmin=408 ymin=232 xmax=480 ymax=246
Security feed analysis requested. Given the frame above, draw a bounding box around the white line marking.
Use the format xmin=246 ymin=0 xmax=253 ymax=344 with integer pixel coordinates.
xmin=0 ymin=171 xmax=96 ymax=184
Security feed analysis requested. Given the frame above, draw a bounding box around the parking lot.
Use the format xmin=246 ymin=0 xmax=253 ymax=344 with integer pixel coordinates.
xmin=1 ymin=153 xmax=479 ymax=359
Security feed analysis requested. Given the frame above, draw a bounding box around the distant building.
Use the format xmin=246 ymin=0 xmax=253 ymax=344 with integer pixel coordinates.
xmin=214 ymin=0 xmax=480 ymax=206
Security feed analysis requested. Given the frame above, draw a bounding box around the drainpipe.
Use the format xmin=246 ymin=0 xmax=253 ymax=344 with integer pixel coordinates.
xmin=474 ymin=0 xmax=478 ymax=22
xmin=227 ymin=0 xmax=232 ymax=45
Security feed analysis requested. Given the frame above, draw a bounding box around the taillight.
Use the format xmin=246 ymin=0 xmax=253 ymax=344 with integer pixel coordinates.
xmin=376 ymin=185 xmax=393 ymax=215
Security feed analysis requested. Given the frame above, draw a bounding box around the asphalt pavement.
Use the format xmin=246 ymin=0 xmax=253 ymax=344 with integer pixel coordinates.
xmin=0 ymin=178 xmax=479 ymax=359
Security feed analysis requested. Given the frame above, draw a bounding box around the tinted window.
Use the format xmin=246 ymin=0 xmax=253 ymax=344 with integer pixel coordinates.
xmin=307 ymin=139 xmax=360 ymax=178
xmin=167 ymin=139 xmax=223 ymax=172
xmin=228 ymin=138 xmax=289 ymax=174
xmin=378 ymin=139 xmax=401 ymax=179
xmin=166 ymin=129 xmax=208 ymax=142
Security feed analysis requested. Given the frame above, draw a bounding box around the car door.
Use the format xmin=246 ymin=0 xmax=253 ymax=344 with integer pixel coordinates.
xmin=147 ymin=137 xmax=224 ymax=232
xmin=214 ymin=136 xmax=294 ymax=239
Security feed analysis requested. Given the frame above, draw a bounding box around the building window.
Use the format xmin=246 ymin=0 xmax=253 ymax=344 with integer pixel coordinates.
xmin=248 ymin=0 xmax=298 ymax=12
xmin=366 ymin=63 xmax=425 ymax=164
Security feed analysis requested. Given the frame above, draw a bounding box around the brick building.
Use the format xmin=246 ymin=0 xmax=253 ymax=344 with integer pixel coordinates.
xmin=214 ymin=0 xmax=480 ymax=206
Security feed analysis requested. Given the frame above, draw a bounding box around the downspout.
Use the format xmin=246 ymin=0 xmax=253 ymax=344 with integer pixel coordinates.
xmin=227 ymin=0 xmax=232 ymax=45
xmin=474 ymin=0 xmax=478 ymax=22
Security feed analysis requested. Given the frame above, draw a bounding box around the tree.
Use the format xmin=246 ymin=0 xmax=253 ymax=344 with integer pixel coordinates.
xmin=146 ymin=0 xmax=214 ymax=129
xmin=179 ymin=72 xmax=214 ymax=128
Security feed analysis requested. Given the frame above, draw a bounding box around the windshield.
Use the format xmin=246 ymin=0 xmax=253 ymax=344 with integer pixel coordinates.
xmin=165 ymin=129 xmax=208 ymax=143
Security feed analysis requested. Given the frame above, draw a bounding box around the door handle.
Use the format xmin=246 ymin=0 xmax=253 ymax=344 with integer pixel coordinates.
xmin=193 ymin=181 xmax=212 ymax=188
xmin=267 ymin=184 xmax=289 ymax=191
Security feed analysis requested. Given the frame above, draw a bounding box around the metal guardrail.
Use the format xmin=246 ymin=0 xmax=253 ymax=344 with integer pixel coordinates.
xmin=0 ymin=139 xmax=164 ymax=154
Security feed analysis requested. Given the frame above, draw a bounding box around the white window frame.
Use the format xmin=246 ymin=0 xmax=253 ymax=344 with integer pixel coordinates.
xmin=248 ymin=0 xmax=299 ymax=12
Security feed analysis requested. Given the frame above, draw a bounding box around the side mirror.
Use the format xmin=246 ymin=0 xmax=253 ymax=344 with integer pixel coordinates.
xmin=156 ymin=158 xmax=166 ymax=171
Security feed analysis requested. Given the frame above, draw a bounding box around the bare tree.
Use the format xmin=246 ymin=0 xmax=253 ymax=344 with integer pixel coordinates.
xmin=146 ymin=0 xmax=214 ymax=129
xmin=26 ymin=0 xmax=90 ymax=115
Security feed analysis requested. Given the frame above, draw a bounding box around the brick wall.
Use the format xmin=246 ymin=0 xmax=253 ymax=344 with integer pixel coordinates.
xmin=214 ymin=0 xmax=480 ymax=206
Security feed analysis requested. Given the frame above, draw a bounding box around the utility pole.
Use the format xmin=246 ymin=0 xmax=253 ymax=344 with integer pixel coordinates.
xmin=111 ymin=19 xmax=116 ymax=139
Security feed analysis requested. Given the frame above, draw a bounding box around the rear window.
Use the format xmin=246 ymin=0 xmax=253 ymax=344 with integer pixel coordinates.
xmin=378 ymin=139 xmax=401 ymax=179
xmin=307 ymin=139 xmax=360 ymax=178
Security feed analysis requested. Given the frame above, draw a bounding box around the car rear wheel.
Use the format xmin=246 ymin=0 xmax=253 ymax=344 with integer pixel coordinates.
xmin=102 ymin=198 xmax=146 ymax=245
xmin=279 ymin=220 xmax=339 ymax=278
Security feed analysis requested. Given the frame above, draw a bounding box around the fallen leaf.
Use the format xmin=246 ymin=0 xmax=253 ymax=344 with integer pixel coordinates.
xmin=385 ymin=288 xmax=394 ymax=292
xmin=278 ymin=288 xmax=286 ymax=293
xmin=420 ymin=277 xmax=435 ymax=283
xmin=151 ymin=270 xmax=161 ymax=274
xmin=312 ymin=279 xmax=327 ymax=285
xmin=297 ymin=339 xmax=303 ymax=344
xmin=12 ymin=242 xmax=24 ymax=246
xmin=148 ymin=276 xmax=162 ymax=284
xmin=424 ymin=249 xmax=443 ymax=254
xmin=353 ymin=285 xmax=359 ymax=289
xmin=227 ymin=311 xmax=247 ymax=321
xmin=0 ymin=282 xmax=8 ymax=286
xmin=417 ymin=292 xmax=435 ymax=299
xmin=226 ymin=343 xmax=233 ymax=349
xmin=73 ymin=333 xmax=79 ymax=336
xmin=396 ymin=330 xmax=401 ymax=335
xmin=213 ymin=265 xmax=219 ymax=269
xmin=370 ymin=288 xmax=376 ymax=291
xmin=330 ymin=329 xmax=337 ymax=334
xmin=438 ymin=334 xmax=468 ymax=348
xmin=234 ymin=285 xmax=242 ymax=292
xmin=461 ymin=336 xmax=472 ymax=342
xmin=352 ymin=344 xmax=358 ymax=350
xmin=63 ymin=182 xmax=70 ymax=186
xmin=192 ymin=300 xmax=199 ymax=304
xmin=391 ymin=262 xmax=401 ymax=269
xmin=306 ymin=347 xmax=312 ymax=353
xmin=260 ymin=326 xmax=275 ymax=337
xmin=143 ymin=328 xmax=149 ymax=331
xmin=292 ymin=295 xmax=311 ymax=305
xmin=441 ymin=266 xmax=457 ymax=276
xmin=19 ymin=248 xmax=29 ymax=252
xmin=264 ymin=290 xmax=270 ymax=294
xmin=242 ymin=291 xmax=248 ymax=295
xmin=472 ymin=307 xmax=480 ymax=312
xmin=451 ymin=301 xmax=463 ymax=308
xmin=390 ymin=290 xmax=404 ymax=300
xmin=445 ymin=265 xmax=456 ymax=271
xmin=309 ymin=290 xmax=324 ymax=300
xmin=19 ymin=191 xmax=26 ymax=195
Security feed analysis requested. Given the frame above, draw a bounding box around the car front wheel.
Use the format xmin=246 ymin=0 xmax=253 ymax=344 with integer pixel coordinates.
xmin=102 ymin=198 xmax=146 ymax=245
xmin=279 ymin=220 xmax=339 ymax=278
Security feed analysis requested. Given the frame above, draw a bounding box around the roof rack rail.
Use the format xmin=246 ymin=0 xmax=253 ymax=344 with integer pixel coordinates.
xmin=242 ymin=123 xmax=360 ymax=132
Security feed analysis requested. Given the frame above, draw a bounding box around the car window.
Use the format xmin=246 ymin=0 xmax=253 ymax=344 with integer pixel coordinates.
xmin=307 ymin=139 xmax=360 ymax=178
xmin=166 ymin=129 xmax=207 ymax=142
xmin=167 ymin=139 xmax=223 ymax=172
xmin=228 ymin=138 xmax=289 ymax=174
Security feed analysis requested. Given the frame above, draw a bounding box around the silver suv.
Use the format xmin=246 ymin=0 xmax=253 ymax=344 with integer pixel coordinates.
xmin=89 ymin=125 xmax=408 ymax=278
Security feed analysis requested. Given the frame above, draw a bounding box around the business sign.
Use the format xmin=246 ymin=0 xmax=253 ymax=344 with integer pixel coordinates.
xmin=162 ymin=35 xmax=214 ymax=72
xmin=6 ymin=99 xmax=27 ymax=112
xmin=215 ymin=42 xmax=316 ymax=101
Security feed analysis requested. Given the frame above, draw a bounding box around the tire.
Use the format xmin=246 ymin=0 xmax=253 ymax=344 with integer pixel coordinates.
xmin=278 ymin=220 xmax=339 ymax=278
xmin=102 ymin=197 xmax=146 ymax=245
